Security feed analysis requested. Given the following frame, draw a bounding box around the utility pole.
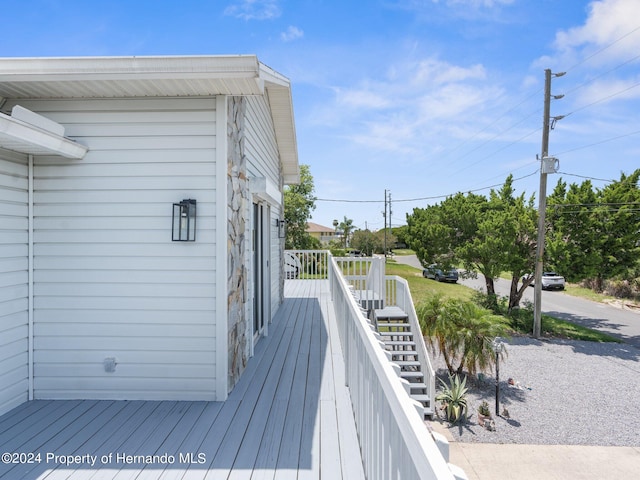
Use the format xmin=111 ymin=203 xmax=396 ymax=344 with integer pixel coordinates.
xmin=533 ymin=69 xmax=564 ymax=338
xmin=388 ymin=191 xmax=392 ymax=256
xmin=383 ymin=189 xmax=388 ymax=260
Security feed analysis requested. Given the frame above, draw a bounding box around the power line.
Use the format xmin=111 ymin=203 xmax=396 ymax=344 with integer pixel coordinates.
xmin=446 ymin=117 xmax=541 ymax=178
xmin=554 ymin=129 xmax=640 ymax=157
xmin=563 ymin=79 xmax=640 ymax=119
xmin=564 ymin=51 xmax=640 ymax=98
xmin=440 ymin=90 xmax=542 ymax=170
xmin=315 ymin=28 xmax=640 ymax=217
xmin=552 ymin=202 xmax=640 ymax=207
xmin=439 ymin=26 xmax=640 ymax=181
xmin=550 ymin=207 xmax=640 ymax=214
xmin=555 ymin=171 xmax=616 ymax=183
xmin=564 ymin=25 xmax=640 ymax=74
xmin=315 ymin=169 xmax=539 ymax=205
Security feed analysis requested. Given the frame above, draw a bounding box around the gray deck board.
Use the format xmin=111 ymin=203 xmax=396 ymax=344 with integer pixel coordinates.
xmin=0 ymin=280 xmax=365 ymax=480
xmin=230 ymin=286 xmax=309 ymax=480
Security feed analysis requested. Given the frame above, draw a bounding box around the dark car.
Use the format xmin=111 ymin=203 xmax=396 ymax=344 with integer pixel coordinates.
xmin=422 ymin=264 xmax=459 ymax=283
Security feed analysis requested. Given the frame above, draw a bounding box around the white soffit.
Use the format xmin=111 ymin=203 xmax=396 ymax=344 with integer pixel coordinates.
xmin=259 ymin=61 xmax=299 ymax=184
xmin=0 ymin=55 xmax=298 ymax=179
xmin=0 ymin=55 xmax=265 ymax=98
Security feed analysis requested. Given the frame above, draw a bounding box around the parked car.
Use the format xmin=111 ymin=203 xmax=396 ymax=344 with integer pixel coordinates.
xmin=522 ymin=271 xmax=565 ymax=290
xmin=422 ymin=264 xmax=459 ymax=283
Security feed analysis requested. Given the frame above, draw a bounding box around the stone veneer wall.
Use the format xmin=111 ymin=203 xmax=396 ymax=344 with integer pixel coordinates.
xmin=227 ymin=96 xmax=249 ymax=391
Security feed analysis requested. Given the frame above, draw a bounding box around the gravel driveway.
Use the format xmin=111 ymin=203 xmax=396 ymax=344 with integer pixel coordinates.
xmin=429 ymin=336 xmax=640 ymax=446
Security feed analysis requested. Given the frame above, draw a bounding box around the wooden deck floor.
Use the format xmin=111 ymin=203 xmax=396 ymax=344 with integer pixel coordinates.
xmin=0 ymin=280 xmax=365 ymax=480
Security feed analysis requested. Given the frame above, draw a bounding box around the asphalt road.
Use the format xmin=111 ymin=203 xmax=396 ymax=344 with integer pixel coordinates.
xmin=391 ymin=254 xmax=640 ymax=348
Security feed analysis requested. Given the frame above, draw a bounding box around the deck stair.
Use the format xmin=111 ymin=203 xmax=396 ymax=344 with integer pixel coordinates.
xmin=371 ymin=306 xmax=432 ymax=419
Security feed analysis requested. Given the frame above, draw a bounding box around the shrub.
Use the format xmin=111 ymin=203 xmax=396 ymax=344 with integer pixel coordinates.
xmin=604 ymin=279 xmax=634 ymax=299
xmin=472 ymin=290 xmax=534 ymax=333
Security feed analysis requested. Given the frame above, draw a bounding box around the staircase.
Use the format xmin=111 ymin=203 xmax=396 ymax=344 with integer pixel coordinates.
xmin=371 ymin=306 xmax=433 ymax=419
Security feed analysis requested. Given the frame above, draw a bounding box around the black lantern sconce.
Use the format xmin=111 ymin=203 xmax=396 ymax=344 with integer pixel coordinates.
xmin=172 ymin=199 xmax=197 ymax=242
xmin=276 ymin=218 xmax=286 ymax=239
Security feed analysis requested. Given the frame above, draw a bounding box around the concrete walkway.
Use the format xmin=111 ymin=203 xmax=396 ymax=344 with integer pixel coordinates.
xmin=431 ymin=422 xmax=640 ymax=480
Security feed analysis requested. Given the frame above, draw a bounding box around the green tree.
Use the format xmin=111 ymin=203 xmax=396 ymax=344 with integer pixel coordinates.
xmin=375 ymin=228 xmax=397 ymax=254
xmin=351 ymin=229 xmax=378 ymax=256
xmin=547 ymin=169 xmax=640 ymax=291
xmin=487 ymin=176 xmax=537 ymax=311
xmin=406 ymin=191 xmax=486 ymax=269
xmin=592 ymin=169 xmax=640 ymax=289
xmin=283 ymin=164 xmax=317 ymax=249
xmin=406 ymin=203 xmax=456 ymax=267
xmin=407 ymin=177 xmax=537 ymax=308
xmin=391 ymin=225 xmax=409 ymax=248
xmin=547 ymin=178 xmax=599 ymax=282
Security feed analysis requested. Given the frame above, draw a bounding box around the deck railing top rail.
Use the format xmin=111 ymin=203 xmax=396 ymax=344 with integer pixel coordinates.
xmin=327 ymin=254 xmax=456 ymax=480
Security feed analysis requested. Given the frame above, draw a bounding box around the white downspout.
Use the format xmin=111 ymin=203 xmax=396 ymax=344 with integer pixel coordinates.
xmin=28 ymin=154 xmax=34 ymax=401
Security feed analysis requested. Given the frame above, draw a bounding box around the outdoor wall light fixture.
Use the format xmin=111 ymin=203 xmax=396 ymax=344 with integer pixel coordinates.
xmin=172 ymin=199 xmax=197 ymax=242
xmin=492 ymin=337 xmax=505 ymax=416
xmin=276 ymin=218 xmax=286 ymax=238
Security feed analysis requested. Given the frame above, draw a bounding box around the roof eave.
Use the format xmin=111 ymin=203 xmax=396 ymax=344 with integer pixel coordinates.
xmin=0 ymin=54 xmax=298 ymax=178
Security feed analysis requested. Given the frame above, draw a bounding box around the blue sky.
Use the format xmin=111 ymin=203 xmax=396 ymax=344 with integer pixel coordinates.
xmin=3 ymin=0 xmax=639 ymax=231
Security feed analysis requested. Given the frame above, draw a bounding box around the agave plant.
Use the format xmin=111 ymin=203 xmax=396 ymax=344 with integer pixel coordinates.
xmin=435 ymin=374 xmax=469 ymax=423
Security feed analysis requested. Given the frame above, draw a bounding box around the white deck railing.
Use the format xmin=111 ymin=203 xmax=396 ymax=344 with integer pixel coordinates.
xmin=327 ymin=255 xmax=456 ymax=480
xmin=285 ymin=249 xmax=330 ymax=279
xmin=286 ymin=251 xmax=436 ymax=409
xmin=387 ymin=275 xmax=437 ymax=407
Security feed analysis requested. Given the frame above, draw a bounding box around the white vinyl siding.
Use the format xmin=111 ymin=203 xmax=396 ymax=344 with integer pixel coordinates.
xmin=245 ymin=96 xmax=284 ymax=318
xmin=8 ymin=97 xmax=218 ymax=401
xmin=0 ymin=149 xmax=29 ymax=416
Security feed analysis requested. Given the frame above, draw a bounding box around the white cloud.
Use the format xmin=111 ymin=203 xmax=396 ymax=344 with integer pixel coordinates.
xmin=445 ymin=0 xmax=514 ymax=7
xmin=224 ymin=0 xmax=281 ymax=20
xmin=322 ymin=57 xmax=500 ymax=156
xmin=573 ymin=76 xmax=640 ymax=108
xmin=387 ymin=0 xmax=515 ymax=21
xmin=553 ymin=0 xmax=640 ymax=64
xmin=410 ymin=59 xmax=486 ymax=86
xmin=335 ymin=85 xmax=391 ymax=109
xmin=391 ymin=0 xmax=513 ymax=8
xmin=281 ymin=25 xmax=304 ymax=42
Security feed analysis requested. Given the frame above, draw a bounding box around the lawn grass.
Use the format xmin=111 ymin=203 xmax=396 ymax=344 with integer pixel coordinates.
xmin=390 ymin=250 xmax=637 ymax=308
xmin=539 ymin=315 xmax=621 ymax=342
xmin=385 ymin=259 xmax=620 ymax=343
xmin=564 ymin=284 xmax=605 ymax=301
xmin=390 ymin=249 xmax=415 ymax=256
xmin=385 ymin=260 xmax=474 ymax=302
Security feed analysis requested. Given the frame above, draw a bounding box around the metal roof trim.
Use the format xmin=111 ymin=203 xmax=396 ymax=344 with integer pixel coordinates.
xmin=0 ymin=55 xmax=261 ymax=77
xmin=0 ymin=54 xmax=298 ymax=180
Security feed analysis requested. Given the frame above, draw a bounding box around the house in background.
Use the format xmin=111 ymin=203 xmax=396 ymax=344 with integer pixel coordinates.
xmin=0 ymin=55 xmax=298 ymax=416
xmin=306 ymin=221 xmax=338 ymax=245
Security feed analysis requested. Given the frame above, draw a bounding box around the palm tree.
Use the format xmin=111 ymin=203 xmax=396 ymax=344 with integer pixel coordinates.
xmin=417 ymin=295 xmax=509 ymax=377
xmin=338 ymin=216 xmax=354 ymax=248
